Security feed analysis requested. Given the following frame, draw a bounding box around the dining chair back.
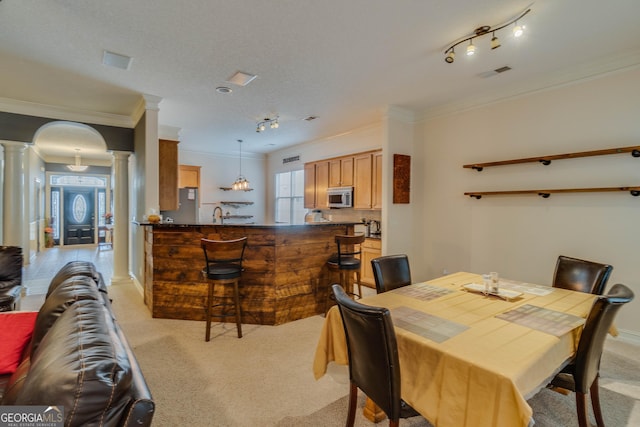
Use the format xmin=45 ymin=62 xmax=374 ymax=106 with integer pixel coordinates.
xmin=332 ymin=284 xmax=418 ymax=427
xmin=549 ymin=283 xmax=634 ymax=427
xmin=201 ymin=237 xmax=247 ymax=341
xmin=553 ymin=255 xmax=613 ymax=295
xmin=371 ymin=254 xmax=412 ymax=294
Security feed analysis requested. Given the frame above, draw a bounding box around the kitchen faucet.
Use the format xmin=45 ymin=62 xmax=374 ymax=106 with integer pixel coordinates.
xmin=213 ymin=206 xmax=224 ymax=224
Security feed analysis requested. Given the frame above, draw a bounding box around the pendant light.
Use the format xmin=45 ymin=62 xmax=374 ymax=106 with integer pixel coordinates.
xmin=67 ymin=149 xmax=89 ymax=172
xmin=231 ymin=139 xmax=251 ymax=191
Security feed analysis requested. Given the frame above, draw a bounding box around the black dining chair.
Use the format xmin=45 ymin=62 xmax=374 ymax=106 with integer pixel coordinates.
xmin=371 ymin=254 xmax=412 ymax=294
xmin=332 ymin=284 xmax=419 ymax=427
xmin=548 ymin=283 xmax=634 ymax=427
xmin=553 ymin=255 xmax=613 ymax=295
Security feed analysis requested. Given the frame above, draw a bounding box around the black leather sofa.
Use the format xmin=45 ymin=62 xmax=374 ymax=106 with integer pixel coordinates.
xmin=0 ymin=246 xmax=23 ymax=312
xmin=0 ymin=261 xmax=155 ymax=427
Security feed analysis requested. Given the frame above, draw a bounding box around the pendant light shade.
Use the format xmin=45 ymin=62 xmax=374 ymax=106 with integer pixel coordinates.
xmin=231 ymin=140 xmax=251 ymax=191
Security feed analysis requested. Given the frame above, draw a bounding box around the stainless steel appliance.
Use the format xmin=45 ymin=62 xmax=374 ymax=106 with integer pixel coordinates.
xmin=161 ymin=188 xmax=199 ymax=223
xmin=327 ymin=186 xmax=353 ymax=208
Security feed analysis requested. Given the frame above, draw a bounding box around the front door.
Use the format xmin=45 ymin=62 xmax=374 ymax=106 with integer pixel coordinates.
xmin=64 ymin=187 xmax=95 ymax=245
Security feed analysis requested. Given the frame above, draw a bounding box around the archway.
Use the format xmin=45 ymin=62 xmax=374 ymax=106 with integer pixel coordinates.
xmin=34 ymin=122 xmax=113 ymax=248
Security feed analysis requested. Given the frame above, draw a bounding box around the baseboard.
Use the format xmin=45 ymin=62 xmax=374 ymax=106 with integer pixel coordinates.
xmin=610 ymin=328 xmax=640 ymax=346
xmin=131 ymin=275 xmax=145 ymax=298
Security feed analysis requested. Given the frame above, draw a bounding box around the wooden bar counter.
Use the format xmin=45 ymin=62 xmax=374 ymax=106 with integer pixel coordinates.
xmin=140 ymin=222 xmax=355 ymax=325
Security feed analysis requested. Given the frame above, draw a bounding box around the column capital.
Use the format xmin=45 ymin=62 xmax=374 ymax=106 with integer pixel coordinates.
xmin=110 ymin=150 xmax=132 ymax=160
xmin=0 ymin=141 xmax=28 ymax=152
xmin=142 ymin=94 xmax=162 ymax=111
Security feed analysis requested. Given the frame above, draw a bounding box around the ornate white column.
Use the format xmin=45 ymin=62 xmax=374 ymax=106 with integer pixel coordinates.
xmin=111 ymin=151 xmax=131 ymax=284
xmin=1 ymin=141 xmax=27 ymax=247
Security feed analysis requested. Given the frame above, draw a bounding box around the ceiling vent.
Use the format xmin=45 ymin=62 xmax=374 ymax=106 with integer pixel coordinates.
xmin=226 ymin=71 xmax=257 ymax=87
xmin=478 ymin=65 xmax=512 ymax=78
xmin=102 ymin=50 xmax=133 ymax=70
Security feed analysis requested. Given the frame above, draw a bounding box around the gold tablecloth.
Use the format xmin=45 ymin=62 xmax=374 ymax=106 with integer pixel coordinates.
xmin=313 ymin=272 xmax=597 ymax=427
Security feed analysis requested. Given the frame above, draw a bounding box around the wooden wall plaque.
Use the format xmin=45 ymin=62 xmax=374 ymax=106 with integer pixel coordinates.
xmin=393 ymin=154 xmax=410 ymax=204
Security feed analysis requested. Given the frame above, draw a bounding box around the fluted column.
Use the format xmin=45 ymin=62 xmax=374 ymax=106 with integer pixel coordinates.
xmin=111 ymin=151 xmax=131 ymax=284
xmin=1 ymin=141 xmax=26 ymax=247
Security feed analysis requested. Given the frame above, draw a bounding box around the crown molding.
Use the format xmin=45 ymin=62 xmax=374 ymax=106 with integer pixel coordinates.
xmin=159 ymin=125 xmax=181 ymax=141
xmin=0 ymin=97 xmax=135 ymax=128
xmin=384 ymin=106 xmax=417 ymax=123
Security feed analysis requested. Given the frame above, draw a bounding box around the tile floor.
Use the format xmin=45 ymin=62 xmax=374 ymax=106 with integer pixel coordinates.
xmin=23 ymin=246 xmax=113 ymax=296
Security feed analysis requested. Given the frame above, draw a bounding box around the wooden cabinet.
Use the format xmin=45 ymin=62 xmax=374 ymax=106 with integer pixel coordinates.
xmin=315 ymin=161 xmax=329 ymax=209
xmin=304 ymin=161 xmax=329 ymax=209
xmin=305 ymin=150 xmax=380 ymax=210
xmin=159 ymin=139 xmax=179 ymax=210
xmin=329 ymin=156 xmax=354 ymax=187
xmin=304 ymin=163 xmax=316 ymax=209
xmin=360 ymin=238 xmax=382 ymax=288
xmin=179 ymin=165 xmax=201 ymax=189
xmin=372 ymin=151 xmax=383 ymax=209
xmin=354 ymin=153 xmax=373 ymax=209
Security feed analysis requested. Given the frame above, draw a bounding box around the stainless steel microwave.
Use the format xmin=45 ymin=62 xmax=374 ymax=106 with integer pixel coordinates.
xmin=327 ymin=186 xmax=353 ymax=208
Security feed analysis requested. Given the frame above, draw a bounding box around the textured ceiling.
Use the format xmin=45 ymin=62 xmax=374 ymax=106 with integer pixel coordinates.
xmin=1 ymin=0 xmax=639 ymax=162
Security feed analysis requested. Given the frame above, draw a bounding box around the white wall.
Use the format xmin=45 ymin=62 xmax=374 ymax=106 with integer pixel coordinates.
xmin=179 ymin=150 xmax=266 ymax=224
xmin=416 ymin=67 xmax=640 ymax=335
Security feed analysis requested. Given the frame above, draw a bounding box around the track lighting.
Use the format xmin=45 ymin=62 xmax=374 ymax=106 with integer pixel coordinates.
xmin=443 ymin=7 xmax=530 ymax=64
xmin=466 ymin=41 xmax=476 ymax=56
xmin=445 ymin=49 xmax=455 ymax=63
xmin=490 ymin=32 xmax=501 ymax=50
xmin=256 ymin=116 xmax=279 ymax=133
xmin=513 ymin=23 xmax=524 ymax=38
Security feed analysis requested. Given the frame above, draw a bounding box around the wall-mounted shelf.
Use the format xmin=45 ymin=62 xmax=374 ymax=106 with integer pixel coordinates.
xmin=464 ymin=145 xmax=640 ymax=171
xmin=220 ymin=201 xmax=254 ymax=208
xmin=219 ymin=187 xmax=254 ymax=192
xmin=223 ymin=215 xmax=253 ymax=219
xmin=465 ymin=186 xmax=640 ymax=199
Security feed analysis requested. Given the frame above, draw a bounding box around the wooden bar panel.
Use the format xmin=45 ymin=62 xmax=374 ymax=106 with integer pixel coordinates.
xmin=143 ymin=223 xmax=354 ymax=325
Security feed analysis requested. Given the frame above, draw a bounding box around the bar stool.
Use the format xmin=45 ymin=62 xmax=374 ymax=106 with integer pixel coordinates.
xmin=326 ymin=234 xmax=365 ymax=307
xmin=201 ymin=237 xmax=247 ymax=341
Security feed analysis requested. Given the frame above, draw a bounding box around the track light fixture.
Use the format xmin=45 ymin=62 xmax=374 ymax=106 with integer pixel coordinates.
xmin=256 ymin=116 xmax=279 ymax=133
xmin=444 ymin=7 xmax=530 ymax=63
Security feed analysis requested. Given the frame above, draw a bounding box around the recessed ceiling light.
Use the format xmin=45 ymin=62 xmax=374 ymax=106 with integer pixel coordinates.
xmin=102 ymin=50 xmax=133 ymax=70
xmin=216 ymin=86 xmax=233 ymax=94
xmin=226 ymin=71 xmax=257 ymax=87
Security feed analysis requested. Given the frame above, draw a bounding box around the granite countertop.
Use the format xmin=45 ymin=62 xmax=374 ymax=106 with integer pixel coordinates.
xmin=134 ymin=221 xmax=360 ymax=228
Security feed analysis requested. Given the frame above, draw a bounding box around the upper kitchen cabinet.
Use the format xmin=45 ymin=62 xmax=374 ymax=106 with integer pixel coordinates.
xmin=159 ymin=139 xmax=179 ymax=210
xmin=354 ymin=151 xmax=382 ymax=210
xmin=179 ymin=165 xmax=201 ymax=189
xmin=372 ymin=151 xmax=383 ymax=209
xmin=329 ymin=156 xmax=354 ymax=187
xmin=304 ymin=161 xmax=329 ymax=209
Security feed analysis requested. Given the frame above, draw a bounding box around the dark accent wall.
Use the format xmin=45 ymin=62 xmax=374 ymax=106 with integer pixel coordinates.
xmin=0 ymin=111 xmax=134 ymax=151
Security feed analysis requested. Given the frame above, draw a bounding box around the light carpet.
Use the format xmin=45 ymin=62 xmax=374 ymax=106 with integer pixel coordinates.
xmin=20 ymin=282 xmax=640 ymax=426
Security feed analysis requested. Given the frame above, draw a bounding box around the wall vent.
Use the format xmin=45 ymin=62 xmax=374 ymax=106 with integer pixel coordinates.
xmin=282 ymin=155 xmax=300 ymax=164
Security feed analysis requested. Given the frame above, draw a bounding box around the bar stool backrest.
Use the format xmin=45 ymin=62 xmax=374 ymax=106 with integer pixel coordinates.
xmin=201 ymin=237 xmax=247 ymax=277
xmin=334 ymin=234 xmax=365 ymax=267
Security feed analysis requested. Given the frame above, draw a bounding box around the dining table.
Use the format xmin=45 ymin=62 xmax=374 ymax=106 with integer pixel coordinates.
xmin=313 ymin=272 xmax=599 ymax=427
